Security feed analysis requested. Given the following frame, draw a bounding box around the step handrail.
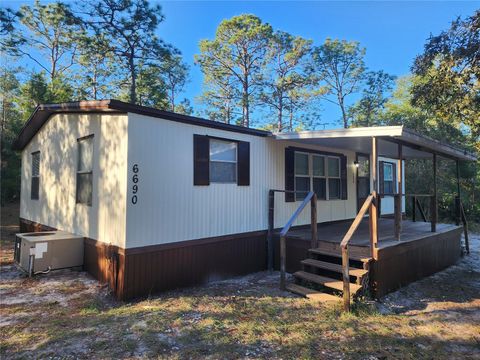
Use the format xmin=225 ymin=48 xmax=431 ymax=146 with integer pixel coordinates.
xmin=455 ymin=196 xmax=470 ymax=254
xmin=279 ymin=191 xmax=317 ymax=290
xmin=340 ymin=192 xmax=377 ymax=312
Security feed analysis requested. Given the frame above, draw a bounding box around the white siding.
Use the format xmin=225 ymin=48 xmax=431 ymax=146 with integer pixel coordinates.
xmin=20 ymin=113 xmax=129 ymax=248
xmin=125 ymin=113 xmax=358 ymax=249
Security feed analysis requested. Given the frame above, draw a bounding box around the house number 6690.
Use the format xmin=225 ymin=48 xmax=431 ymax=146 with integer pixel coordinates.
xmin=131 ymin=164 xmax=139 ymax=204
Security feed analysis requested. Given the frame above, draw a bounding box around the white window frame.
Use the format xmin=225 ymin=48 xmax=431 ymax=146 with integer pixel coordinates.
xmin=209 ymin=138 xmax=238 ymax=184
xmin=383 ymin=162 xmax=395 ymax=194
xmin=31 ymin=151 xmax=40 ymax=200
xmin=76 ymin=135 xmax=94 ymax=206
xmin=294 ymin=151 xmax=311 ymax=200
xmin=327 ymin=156 xmax=341 ymax=200
xmin=294 ymin=151 xmax=341 ymax=201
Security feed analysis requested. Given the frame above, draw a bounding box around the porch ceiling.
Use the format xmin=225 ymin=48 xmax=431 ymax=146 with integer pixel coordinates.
xmin=274 ymin=126 xmax=476 ymax=161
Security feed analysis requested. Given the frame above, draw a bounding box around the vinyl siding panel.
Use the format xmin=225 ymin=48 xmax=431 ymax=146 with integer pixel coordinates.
xmin=20 ymin=113 xmax=129 ymax=248
xmin=125 ymin=113 xmax=358 ymax=249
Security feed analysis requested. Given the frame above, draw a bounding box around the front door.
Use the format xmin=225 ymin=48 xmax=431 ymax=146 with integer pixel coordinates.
xmin=356 ymin=154 xmax=370 ymax=211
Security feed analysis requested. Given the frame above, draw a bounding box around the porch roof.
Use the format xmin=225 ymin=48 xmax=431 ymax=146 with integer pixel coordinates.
xmin=274 ymin=126 xmax=476 ymax=161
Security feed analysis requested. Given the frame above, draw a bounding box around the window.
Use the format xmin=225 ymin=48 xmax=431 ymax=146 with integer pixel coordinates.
xmin=209 ymin=139 xmax=237 ymax=183
xmin=294 ymin=152 xmax=341 ymax=201
xmin=327 ymin=157 xmax=341 ymax=199
xmin=383 ymin=162 xmax=394 ymax=194
xmin=31 ymin=151 xmax=40 ymax=200
xmin=76 ymin=135 xmax=94 ymax=205
xmin=294 ymin=152 xmax=310 ymax=200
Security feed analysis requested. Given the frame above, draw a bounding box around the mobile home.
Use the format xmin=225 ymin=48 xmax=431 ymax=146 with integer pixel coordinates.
xmin=13 ymin=100 xmax=475 ymax=302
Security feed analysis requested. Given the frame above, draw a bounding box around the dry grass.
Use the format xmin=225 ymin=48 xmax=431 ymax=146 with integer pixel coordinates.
xmin=1 ymin=204 xmax=479 ymax=359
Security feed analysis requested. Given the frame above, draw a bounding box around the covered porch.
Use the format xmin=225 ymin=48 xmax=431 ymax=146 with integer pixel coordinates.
xmin=269 ymin=126 xmax=476 ymax=310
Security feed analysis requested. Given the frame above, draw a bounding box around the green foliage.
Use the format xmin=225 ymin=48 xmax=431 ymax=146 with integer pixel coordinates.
xmin=159 ymin=55 xmax=190 ymax=112
xmin=349 ymin=71 xmax=396 ymax=127
xmin=88 ymin=0 xmax=176 ymax=104
xmin=260 ymin=30 xmax=316 ymax=132
xmin=11 ymin=0 xmax=84 ymax=81
xmin=411 ymin=10 xmax=480 ymax=141
xmin=311 ymin=39 xmax=366 ymax=128
xmin=196 ymin=14 xmax=273 ymax=127
xmin=1 ymin=68 xmax=22 ymax=204
xmin=75 ymin=33 xmax=117 ymax=100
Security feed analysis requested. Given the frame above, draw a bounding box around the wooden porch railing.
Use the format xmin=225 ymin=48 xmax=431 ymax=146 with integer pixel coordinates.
xmin=340 ymin=192 xmax=378 ymax=312
xmin=379 ymin=193 xmax=437 ymax=234
xmin=455 ymin=196 xmax=470 ymax=254
xmin=268 ymin=190 xmax=318 ymax=290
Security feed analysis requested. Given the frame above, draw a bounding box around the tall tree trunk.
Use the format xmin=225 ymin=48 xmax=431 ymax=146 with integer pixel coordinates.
xmin=278 ymin=92 xmax=283 ymax=132
xmin=171 ymin=87 xmax=175 ymax=112
xmin=242 ymin=71 xmax=249 ymax=127
xmin=129 ymin=53 xmax=136 ymax=104
xmin=339 ymin=96 xmax=348 ymax=128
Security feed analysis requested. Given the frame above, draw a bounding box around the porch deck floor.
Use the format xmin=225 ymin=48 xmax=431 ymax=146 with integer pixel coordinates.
xmin=281 ymin=218 xmax=459 ymax=249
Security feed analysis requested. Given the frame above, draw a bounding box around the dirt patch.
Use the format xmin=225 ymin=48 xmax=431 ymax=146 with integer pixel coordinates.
xmin=1 ymin=203 xmax=479 ymax=359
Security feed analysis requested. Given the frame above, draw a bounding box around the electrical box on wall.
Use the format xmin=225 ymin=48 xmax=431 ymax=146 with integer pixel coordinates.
xmin=14 ymin=231 xmax=84 ymax=275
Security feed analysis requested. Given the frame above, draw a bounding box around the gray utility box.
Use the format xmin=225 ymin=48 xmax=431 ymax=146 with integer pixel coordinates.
xmin=15 ymin=231 xmax=84 ymax=274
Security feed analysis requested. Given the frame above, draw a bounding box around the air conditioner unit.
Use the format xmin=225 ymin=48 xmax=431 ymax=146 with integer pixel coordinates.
xmin=14 ymin=231 xmax=84 ymax=276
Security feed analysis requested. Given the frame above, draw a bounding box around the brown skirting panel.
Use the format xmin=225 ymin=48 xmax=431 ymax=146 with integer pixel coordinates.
xmin=272 ymin=235 xmax=309 ymax=273
xmin=122 ymin=231 xmax=267 ymax=300
xmin=371 ymin=227 xmax=463 ymax=298
xmin=19 ymin=217 xmax=56 ymax=233
xmin=17 ymin=218 xmax=267 ymax=301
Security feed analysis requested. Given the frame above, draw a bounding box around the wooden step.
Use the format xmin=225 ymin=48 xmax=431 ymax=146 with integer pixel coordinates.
xmin=301 ymin=258 xmax=368 ymax=278
xmin=309 ymin=248 xmax=371 ymax=263
xmin=285 ymin=283 xmax=341 ymax=302
xmin=293 ymin=271 xmax=362 ymax=294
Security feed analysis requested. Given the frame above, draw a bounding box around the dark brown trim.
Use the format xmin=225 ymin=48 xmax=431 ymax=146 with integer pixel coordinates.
xmin=19 ymin=218 xmax=56 ymax=233
xmin=77 ymin=134 xmax=95 ymax=142
xmin=13 ymin=100 xmax=270 ymax=151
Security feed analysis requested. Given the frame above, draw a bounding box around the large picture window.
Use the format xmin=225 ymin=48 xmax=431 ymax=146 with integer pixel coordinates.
xmin=209 ymin=139 xmax=237 ymax=183
xmin=76 ymin=135 xmax=94 ymax=206
xmin=31 ymin=151 xmax=40 ymax=200
xmin=294 ymin=151 xmax=341 ymax=201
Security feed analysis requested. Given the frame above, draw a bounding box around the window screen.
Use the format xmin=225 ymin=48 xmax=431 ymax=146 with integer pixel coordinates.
xmin=383 ymin=162 xmax=394 ymax=194
xmin=76 ymin=136 xmax=94 ymax=205
xmin=209 ymin=139 xmax=237 ymax=183
xmin=31 ymin=152 xmax=40 ymax=200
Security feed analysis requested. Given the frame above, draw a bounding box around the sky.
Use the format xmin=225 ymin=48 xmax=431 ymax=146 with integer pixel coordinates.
xmin=6 ymin=1 xmax=480 ymax=127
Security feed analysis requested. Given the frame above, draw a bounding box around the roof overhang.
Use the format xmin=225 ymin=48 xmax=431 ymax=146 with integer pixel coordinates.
xmin=12 ymin=99 xmax=271 ymax=150
xmin=274 ymin=126 xmax=476 ymax=161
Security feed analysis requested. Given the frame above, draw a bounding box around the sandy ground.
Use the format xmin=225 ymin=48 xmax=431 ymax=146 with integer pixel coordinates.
xmin=1 ymin=203 xmax=479 ymax=359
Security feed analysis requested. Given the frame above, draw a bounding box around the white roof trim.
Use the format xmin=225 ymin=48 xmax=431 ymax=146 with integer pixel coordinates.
xmin=274 ymin=126 xmax=476 ymax=161
xmin=274 ymin=126 xmax=404 ymax=139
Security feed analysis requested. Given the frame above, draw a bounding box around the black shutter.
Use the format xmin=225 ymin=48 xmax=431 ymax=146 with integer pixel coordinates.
xmin=340 ymin=155 xmax=348 ymax=200
xmin=237 ymin=141 xmax=250 ymax=186
xmin=31 ymin=177 xmax=39 ymax=200
xmin=379 ymin=161 xmax=385 ymax=194
xmin=285 ymin=148 xmax=295 ymax=202
xmin=193 ymin=135 xmax=210 ymax=185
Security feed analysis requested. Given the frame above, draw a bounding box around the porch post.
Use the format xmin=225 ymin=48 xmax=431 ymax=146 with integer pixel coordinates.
xmin=267 ymin=190 xmax=274 ymax=271
xmin=394 ymin=144 xmax=403 ymax=240
xmin=431 ymin=153 xmax=438 ymax=232
xmin=370 ymin=136 xmax=379 ymax=257
xmin=455 ymin=160 xmax=461 ymax=226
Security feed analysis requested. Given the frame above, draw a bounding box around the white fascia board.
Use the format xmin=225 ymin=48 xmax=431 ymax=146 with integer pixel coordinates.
xmin=273 ymin=126 xmax=404 ymax=140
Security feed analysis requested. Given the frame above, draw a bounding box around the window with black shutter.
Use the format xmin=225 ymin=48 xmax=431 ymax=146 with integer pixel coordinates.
xmin=76 ymin=135 xmax=94 ymax=206
xmin=193 ymin=135 xmax=250 ymax=186
xmin=31 ymin=151 xmax=40 ymax=200
xmin=285 ymin=147 xmax=348 ymax=201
